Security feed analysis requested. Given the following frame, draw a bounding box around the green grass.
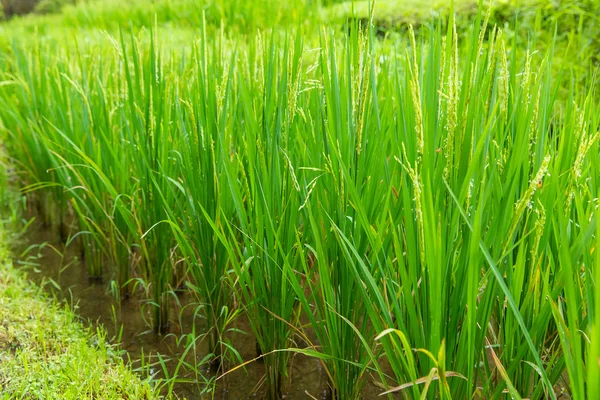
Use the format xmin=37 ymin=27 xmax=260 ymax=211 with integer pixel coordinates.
xmin=0 ymin=0 xmax=599 ymax=399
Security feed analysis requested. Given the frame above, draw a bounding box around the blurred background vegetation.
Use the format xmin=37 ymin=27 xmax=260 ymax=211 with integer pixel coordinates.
xmin=2 ymin=0 xmax=597 ymax=100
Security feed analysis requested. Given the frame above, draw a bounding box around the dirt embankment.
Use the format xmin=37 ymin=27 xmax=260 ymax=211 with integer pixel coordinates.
xmin=1 ymin=0 xmax=39 ymax=18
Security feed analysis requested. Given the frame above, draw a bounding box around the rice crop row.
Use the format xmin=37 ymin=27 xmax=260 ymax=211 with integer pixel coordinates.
xmin=0 ymin=8 xmax=598 ymax=399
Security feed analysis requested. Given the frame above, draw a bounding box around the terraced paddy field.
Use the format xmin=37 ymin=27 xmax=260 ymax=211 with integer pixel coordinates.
xmin=1 ymin=1 xmax=599 ymax=399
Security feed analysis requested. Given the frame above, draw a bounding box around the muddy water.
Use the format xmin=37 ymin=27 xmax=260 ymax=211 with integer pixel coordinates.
xmin=14 ymin=221 xmax=382 ymax=399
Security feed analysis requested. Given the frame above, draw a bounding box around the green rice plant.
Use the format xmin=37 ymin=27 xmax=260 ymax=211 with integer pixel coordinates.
xmin=115 ymin=28 xmax=182 ymax=332
xmin=0 ymin=30 xmax=177 ymax=328
xmin=589 ymin=193 xmax=600 ymax=396
xmin=0 ymin=43 xmax=66 ymax=230
xmin=207 ymin=31 xmax=308 ymax=399
xmin=1 ymin=38 xmax=136 ymax=286
xmin=332 ymin=13 xmax=599 ymax=400
xmin=282 ymin=20 xmax=395 ymax=398
xmin=288 ymin=8 xmax=598 ymax=399
xmin=157 ymin=18 xmax=238 ymax=363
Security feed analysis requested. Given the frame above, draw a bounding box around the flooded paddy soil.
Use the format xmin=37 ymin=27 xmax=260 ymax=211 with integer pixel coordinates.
xmin=14 ymin=220 xmax=382 ymax=399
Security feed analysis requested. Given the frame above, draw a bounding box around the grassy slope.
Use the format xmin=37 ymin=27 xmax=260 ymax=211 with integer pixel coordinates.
xmin=0 ymin=232 xmax=160 ymax=399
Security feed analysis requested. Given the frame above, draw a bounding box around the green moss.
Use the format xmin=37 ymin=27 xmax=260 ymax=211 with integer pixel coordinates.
xmin=0 ymin=239 xmax=160 ymax=400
